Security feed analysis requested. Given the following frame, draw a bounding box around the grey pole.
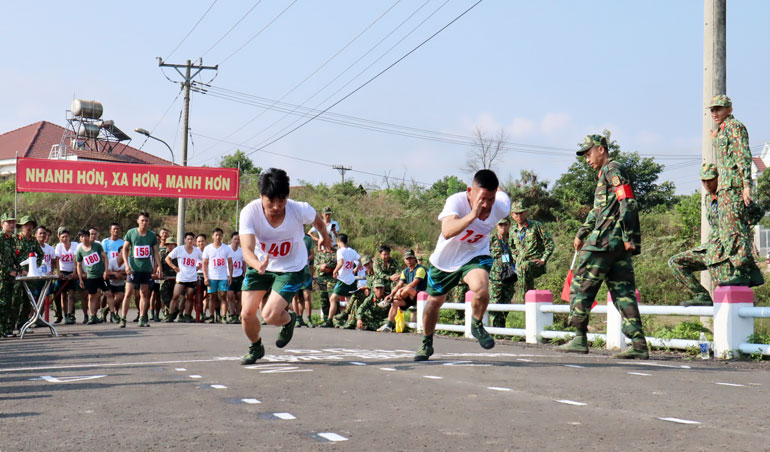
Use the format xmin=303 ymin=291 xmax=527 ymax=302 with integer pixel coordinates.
xmin=701 ymin=0 xmax=726 ymax=292
xmin=177 ymin=60 xmax=191 ymax=246
xmin=235 ymin=161 xmax=240 ymax=230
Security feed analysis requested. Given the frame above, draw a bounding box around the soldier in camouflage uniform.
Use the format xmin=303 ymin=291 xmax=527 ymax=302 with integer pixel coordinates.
xmin=314 ymin=245 xmax=337 ymax=322
xmin=447 ymin=281 xmax=468 ymax=323
xmin=510 ymin=202 xmax=554 ymax=303
xmin=489 ymin=216 xmax=516 ymax=328
xmin=13 ymin=216 xmax=43 ymax=332
xmin=356 ymin=280 xmax=390 ymax=331
xmin=710 ymin=95 xmax=755 ymax=286
xmin=669 ymin=164 xmax=764 ymax=305
xmin=0 ymin=214 xmax=20 ymax=337
xmin=339 ymin=255 xmax=374 ymax=329
xmin=158 ymin=239 xmax=177 ymax=320
xmin=373 ymin=245 xmax=400 ymax=294
xmin=559 ymin=134 xmax=648 ymax=359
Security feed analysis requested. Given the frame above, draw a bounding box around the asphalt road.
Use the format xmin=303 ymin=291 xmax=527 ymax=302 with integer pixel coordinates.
xmin=1 ymin=311 xmax=769 ymax=451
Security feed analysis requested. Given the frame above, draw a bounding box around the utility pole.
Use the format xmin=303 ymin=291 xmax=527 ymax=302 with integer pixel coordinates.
xmin=701 ymin=0 xmax=726 ymax=292
xmin=157 ymin=58 xmax=218 ymax=245
xmin=332 ymin=165 xmax=352 ymax=184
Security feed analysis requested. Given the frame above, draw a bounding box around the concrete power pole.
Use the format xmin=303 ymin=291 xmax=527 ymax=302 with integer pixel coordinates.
xmin=332 ymin=165 xmax=352 ymax=184
xmin=701 ymin=0 xmax=726 ymax=292
xmin=157 ymin=58 xmax=218 ymax=244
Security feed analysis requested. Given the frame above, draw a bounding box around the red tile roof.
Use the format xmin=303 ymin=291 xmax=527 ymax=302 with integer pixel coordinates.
xmin=754 ymin=157 xmax=766 ymax=172
xmin=0 ymin=121 xmax=171 ymax=165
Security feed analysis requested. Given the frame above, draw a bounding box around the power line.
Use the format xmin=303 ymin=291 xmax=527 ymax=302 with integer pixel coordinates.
xmin=166 ymin=0 xmax=219 ymax=60
xmin=219 ymin=0 xmax=298 ymax=65
xmin=200 ymin=0 xmax=263 ymax=59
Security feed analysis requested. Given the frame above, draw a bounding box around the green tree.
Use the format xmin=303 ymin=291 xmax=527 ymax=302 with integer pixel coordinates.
xmin=757 ymin=169 xmax=770 ymax=211
xmin=673 ymin=192 xmax=701 ymax=245
xmin=219 ymin=150 xmax=262 ymax=175
xmin=504 ymin=170 xmax=560 ymax=222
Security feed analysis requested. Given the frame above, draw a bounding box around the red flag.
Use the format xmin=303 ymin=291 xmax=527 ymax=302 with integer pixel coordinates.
xmin=561 ymin=251 xmax=598 ymax=310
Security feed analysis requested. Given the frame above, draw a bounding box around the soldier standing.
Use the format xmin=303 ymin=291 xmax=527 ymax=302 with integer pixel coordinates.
xmin=489 ymin=216 xmax=516 ymax=328
xmin=710 ymin=95 xmax=754 ymax=286
xmin=13 ymin=216 xmax=43 ymax=332
xmin=559 ymin=134 xmax=648 ymax=359
xmin=314 ymin=244 xmax=337 ymax=323
xmin=0 ymin=214 xmax=19 ymax=337
xmin=510 ymin=202 xmax=554 ymax=303
xmin=373 ymin=245 xmax=400 ymax=294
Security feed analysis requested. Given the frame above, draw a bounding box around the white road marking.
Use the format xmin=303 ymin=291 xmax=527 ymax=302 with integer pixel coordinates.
xmin=555 ymin=400 xmax=586 ymax=406
xmin=318 ymin=432 xmax=348 ymax=442
xmin=349 ymin=362 xmax=367 ymax=366
xmin=29 ymin=375 xmax=107 ymax=383
xmin=211 ymin=384 xmax=227 ymax=389
xmin=623 ymin=362 xmax=690 ymax=370
xmin=442 ymin=361 xmax=492 ymax=367
xmin=563 ymin=364 xmax=584 ymax=369
xmin=273 ymin=413 xmax=296 ymax=420
xmin=241 ymin=398 xmax=261 ymax=404
xmin=379 ymin=367 xmax=397 ymax=371
xmin=715 ymin=382 xmax=745 ymax=387
xmin=487 ymin=386 xmax=512 ymax=392
xmin=175 ymin=368 xmax=186 ymax=371
xmin=244 ymin=364 xmax=312 ymax=374
xmin=423 ymin=376 xmax=443 ymax=379
xmin=189 ymin=375 xmax=202 ymax=379
xmin=627 ymin=372 xmax=651 ymax=376
xmin=658 ymin=417 xmax=701 ymax=425
xmin=516 ymin=359 xmax=533 ymax=362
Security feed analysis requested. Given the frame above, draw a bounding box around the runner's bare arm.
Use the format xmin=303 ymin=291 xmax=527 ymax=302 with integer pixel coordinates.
xmin=123 ymin=240 xmax=132 ymax=274
xmin=164 ymin=254 xmax=178 ymax=273
xmin=312 ymin=214 xmax=333 ymax=251
xmin=101 ymin=251 xmax=108 ymax=280
xmin=227 ymin=257 xmax=233 ymax=284
xmin=240 ymin=233 xmax=269 ymax=274
xmin=153 ymin=245 xmax=162 ymax=278
xmin=332 ymin=257 xmax=343 ymax=279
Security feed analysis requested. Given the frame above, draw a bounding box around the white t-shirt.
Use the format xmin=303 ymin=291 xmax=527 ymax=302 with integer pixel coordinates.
xmin=355 ymin=264 xmax=367 ymax=290
xmin=38 ymin=243 xmax=56 ymax=275
xmin=169 ymin=246 xmax=203 ymax=283
xmin=239 ymin=199 xmax=316 ymax=273
xmin=108 ymin=257 xmax=126 ymax=286
xmin=55 ymin=242 xmax=79 ymax=272
xmin=229 ymin=246 xmax=244 ymax=278
xmin=429 ymin=190 xmax=511 ymax=272
xmin=336 ymin=247 xmax=361 ymax=285
xmin=202 ymin=243 xmax=233 ymax=281
xmin=309 ymin=220 xmax=339 ymax=246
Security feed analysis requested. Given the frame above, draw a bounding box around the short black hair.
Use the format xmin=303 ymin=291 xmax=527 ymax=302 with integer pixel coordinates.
xmin=196 ymin=233 xmax=207 ymax=240
xmin=212 ymin=227 xmax=224 ymax=235
xmin=184 ymin=232 xmax=195 ymax=239
xmin=138 ymin=211 xmax=150 ymax=219
xmin=231 ymin=231 xmax=239 ymax=238
xmin=36 ymin=226 xmax=46 ymax=233
xmin=109 ymin=222 xmax=120 ymax=229
xmin=59 ymin=229 xmax=70 ymax=236
xmin=338 ymin=233 xmax=348 ymax=245
xmin=472 ymin=169 xmax=499 ymax=191
xmin=89 ymin=227 xmax=98 ymax=233
xmin=258 ymin=168 xmax=290 ymax=200
xmin=78 ymin=229 xmax=89 ymax=238
xmin=379 ymin=245 xmax=391 ymax=253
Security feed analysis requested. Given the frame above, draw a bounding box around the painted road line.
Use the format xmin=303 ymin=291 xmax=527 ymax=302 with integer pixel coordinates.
xmin=487 ymin=387 xmax=512 ymax=392
xmin=442 ymin=361 xmax=492 ymax=367
xmin=715 ymin=382 xmax=746 ymax=387
xmin=241 ymin=398 xmax=261 ymax=404
xmin=273 ymin=413 xmax=296 ymax=420
xmin=379 ymin=367 xmax=397 ymax=371
xmin=423 ymin=376 xmax=443 ymax=380
xmin=628 ymin=372 xmax=651 ymax=376
xmin=555 ymin=400 xmax=587 ymax=406
xmin=516 ymin=358 xmax=533 ymax=362
xmin=349 ymin=362 xmax=367 ymax=366
xmin=175 ymin=368 xmax=187 ymax=371
xmin=563 ymin=364 xmax=584 ymax=369
xmin=211 ymin=384 xmax=227 ymax=389
xmin=318 ymin=433 xmax=348 ymax=442
xmin=658 ymin=417 xmax=701 ymax=425
xmin=189 ymin=375 xmax=202 ymax=379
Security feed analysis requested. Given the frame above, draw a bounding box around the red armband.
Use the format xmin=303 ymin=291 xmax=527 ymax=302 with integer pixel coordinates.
xmin=615 ymin=185 xmax=634 ymax=200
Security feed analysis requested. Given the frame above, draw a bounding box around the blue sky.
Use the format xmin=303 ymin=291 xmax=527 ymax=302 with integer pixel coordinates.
xmin=2 ymin=1 xmax=768 ymax=194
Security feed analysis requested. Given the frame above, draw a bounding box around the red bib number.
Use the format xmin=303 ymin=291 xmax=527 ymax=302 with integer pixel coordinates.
xmin=83 ymin=252 xmax=101 ymax=267
xmin=61 ymin=253 xmax=73 ymax=263
xmin=212 ymin=257 xmax=226 ymax=268
xmin=457 ymin=229 xmax=484 ymax=244
xmin=260 ymin=240 xmax=292 ymax=258
xmin=134 ymin=245 xmax=151 ymax=259
xmin=233 ymin=260 xmax=243 ymax=270
xmin=344 ymin=261 xmax=355 ymax=269
xmin=181 ymin=257 xmax=196 ymax=267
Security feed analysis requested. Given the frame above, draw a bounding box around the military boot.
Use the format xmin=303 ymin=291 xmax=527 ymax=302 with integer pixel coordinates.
xmin=749 ymin=266 xmax=765 ymax=288
xmin=414 ymin=335 xmax=434 ymax=362
xmin=470 ymin=318 xmax=495 ymax=349
xmin=612 ymin=339 xmax=649 ymax=360
xmin=240 ymin=339 xmax=265 ymax=365
xmin=275 ymin=312 xmax=297 ymax=348
xmin=718 ymin=271 xmax=750 ymax=287
xmin=558 ymin=333 xmax=589 ymax=354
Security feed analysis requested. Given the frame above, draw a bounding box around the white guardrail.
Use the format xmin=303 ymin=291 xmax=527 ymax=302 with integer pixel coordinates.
xmin=406 ymin=286 xmax=770 ymax=359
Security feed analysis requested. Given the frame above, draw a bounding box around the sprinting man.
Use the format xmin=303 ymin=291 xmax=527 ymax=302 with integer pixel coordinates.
xmin=415 ymin=169 xmax=511 ymax=361
xmin=238 ymin=168 xmax=332 ymax=365
xmin=121 ymin=211 xmax=161 ymax=328
xmin=324 ymin=233 xmax=361 ymax=328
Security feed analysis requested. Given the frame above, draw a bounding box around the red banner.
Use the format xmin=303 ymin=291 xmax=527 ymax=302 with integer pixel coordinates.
xmin=16 ymin=158 xmax=239 ymax=200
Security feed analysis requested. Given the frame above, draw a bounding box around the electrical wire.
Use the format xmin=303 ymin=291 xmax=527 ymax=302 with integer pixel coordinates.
xmin=166 ymin=0 xmax=219 ymax=60
xmin=201 ymin=0 xmax=263 ymax=59
xmin=136 ymin=89 xmax=182 ymax=151
xmin=219 ymin=0 xmax=298 ymax=65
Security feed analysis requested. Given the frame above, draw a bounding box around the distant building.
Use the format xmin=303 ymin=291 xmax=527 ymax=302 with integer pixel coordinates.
xmin=0 ymin=120 xmax=170 ymax=174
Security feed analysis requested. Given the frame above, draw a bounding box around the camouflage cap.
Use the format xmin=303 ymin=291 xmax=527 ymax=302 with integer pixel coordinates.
xmin=709 ymin=94 xmax=732 ymax=108
xmin=373 ymin=280 xmax=386 ymax=288
xmin=0 ymin=213 xmax=16 ymax=222
xmin=511 ymin=201 xmax=527 ymax=213
xmin=166 ymin=237 xmax=176 ymax=244
xmin=404 ymin=249 xmax=416 ymax=258
xmin=700 ymin=163 xmax=718 ymax=180
xmin=360 ymin=254 xmax=372 ymax=265
xmin=16 ymin=215 xmax=36 ymax=228
xmin=57 ymin=226 xmax=67 ymax=235
xmin=577 ymin=134 xmax=608 ymax=156
xmin=322 ymin=206 xmax=332 ymax=214
xmin=497 ymin=216 xmax=510 ymax=225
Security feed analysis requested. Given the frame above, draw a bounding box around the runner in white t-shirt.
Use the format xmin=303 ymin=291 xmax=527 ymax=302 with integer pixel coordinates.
xmin=238 ymin=168 xmax=332 ymax=365
xmin=226 ymin=232 xmax=244 ymax=324
xmin=55 ymin=230 xmax=82 ymax=325
xmin=35 ymin=226 xmax=55 ymax=276
xmin=202 ymin=228 xmax=234 ymax=323
xmin=166 ymin=232 xmax=203 ymax=322
xmin=324 ymin=234 xmax=361 ymax=328
xmin=415 ymin=170 xmax=511 ymax=361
